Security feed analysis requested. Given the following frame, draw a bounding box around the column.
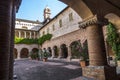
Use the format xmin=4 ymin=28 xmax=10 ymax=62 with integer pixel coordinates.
xmin=67 ymin=45 xmax=72 ymax=61
xmin=87 ymin=24 xmax=107 ymax=66
xmin=17 ymin=49 xmax=21 ymax=59
xmin=0 ymin=1 xmax=13 ymax=80
xmin=28 ymin=49 xmax=31 ymax=59
xmin=58 ymin=47 xmax=62 ymax=59
xmin=30 ymin=32 xmax=32 ymax=39
xmin=79 ymin=15 xmax=107 ymax=66
xmin=18 ymin=31 xmax=21 ymax=38
xmin=79 ymin=15 xmax=117 ymax=80
xmin=51 ymin=48 xmax=55 ymax=58
xmin=34 ymin=32 xmax=36 ymax=39
xmin=9 ymin=1 xmax=16 ymax=80
xmin=24 ymin=31 xmax=26 ymax=38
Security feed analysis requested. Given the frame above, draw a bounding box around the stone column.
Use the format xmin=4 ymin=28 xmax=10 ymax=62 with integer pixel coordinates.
xmin=28 ymin=49 xmax=31 ymax=59
xmin=67 ymin=45 xmax=72 ymax=61
xmin=30 ymin=32 xmax=32 ymax=39
xmin=18 ymin=31 xmax=21 ymax=38
xmin=9 ymin=1 xmax=16 ymax=79
xmin=87 ymin=24 xmax=107 ymax=66
xmin=79 ymin=15 xmax=107 ymax=66
xmin=51 ymin=48 xmax=55 ymax=58
xmin=17 ymin=49 xmax=21 ymax=59
xmin=58 ymin=47 xmax=62 ymax=59
xmin=0 ymin=1 xmax=13 ymax=80
xmin=79 ymin=15 xmax=117 ymax=80
xmin=24 ymin=31 xmax=26 ymax=38
xmin=34 ymin=32 xmax=36 ymax=39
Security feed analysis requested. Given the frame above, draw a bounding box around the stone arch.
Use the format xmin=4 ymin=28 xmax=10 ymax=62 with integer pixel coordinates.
xmin=21 ymin=31 xmax=24 ymax=38
xmin=53 ymin=45 xmax=59 ymax=57
xmin=60 ymin=0 xmax=120 ymax=19
xmin=32 ymin=48 xmax=39 ymax=53
xmin=20 ymin=48 xmax=29 ymax=58
xmin=105 ymin=13 xmax=120 ymax=60
xmin=26 ymin=31 xmax=30 ymax=38
xmin=105 ymin=13 xmax=120 ymax=30
xmin=47 ymin=47 xmax=52 ymax=57
xmin=60 ymin=44 xmax=68 ymax=58
xmin=70 ymin=40 xmax=81 ymax=59
xmin=70 ymin=40 xmax=89 ymax=59
xmin=14 ymin=48 xmax=18 ymax=59
xmin=31 ymin=32 xmax=34 ymax=38
xmin=59 ymin=0 xmax=93 ymax=19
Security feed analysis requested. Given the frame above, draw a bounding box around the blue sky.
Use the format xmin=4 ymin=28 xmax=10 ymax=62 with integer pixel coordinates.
xmin=16 ymin=0 xmax=67 ymax=22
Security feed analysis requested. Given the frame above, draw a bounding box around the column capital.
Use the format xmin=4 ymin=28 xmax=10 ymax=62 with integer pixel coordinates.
xmin=79 ymin=15 xmax=108 ymax=29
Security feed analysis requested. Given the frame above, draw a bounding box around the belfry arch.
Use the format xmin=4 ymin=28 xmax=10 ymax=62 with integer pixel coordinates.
xmin=0 ymin=0 xmax=120 ymax=80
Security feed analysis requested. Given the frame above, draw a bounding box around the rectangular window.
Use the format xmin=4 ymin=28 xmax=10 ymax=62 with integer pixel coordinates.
xmin=59 ymin=19 xmax=62 ymax=27
xmin=43 ymin=31 xmax=45 ymax=35
xmin=69 ymin=13 xmax=73 ymax=21
xmin=47 ymin=28 xmax=49 ymax=33
xmin=52 ymin=24 xmax=55 ymax=31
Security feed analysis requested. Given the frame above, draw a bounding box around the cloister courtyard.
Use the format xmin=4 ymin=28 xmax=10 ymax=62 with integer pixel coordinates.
xmin=0 ymin=0 xmax=120 ymax=80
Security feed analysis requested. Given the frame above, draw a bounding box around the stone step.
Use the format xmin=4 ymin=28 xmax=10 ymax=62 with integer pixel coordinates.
xmin=79 ymin=76 xmax=95 ymax=80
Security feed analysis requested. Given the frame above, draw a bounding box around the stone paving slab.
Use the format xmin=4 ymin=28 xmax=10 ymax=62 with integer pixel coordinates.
xmin=14 ymin=59 xmax=82 ymax=80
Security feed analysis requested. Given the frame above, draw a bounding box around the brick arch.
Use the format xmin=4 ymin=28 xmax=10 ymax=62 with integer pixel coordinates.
xmin=20 ymin=48 xmax=29 ymax=58
xmin=60 ymin=44 xmax=68 ymax=58
xmin=15 ymin=31 xmax=19 ymax=37
xmin=59 ymin=0 xmax=93 ymax=19
xmin=21 ymin=31 xmax=24 ymax=38
xmin=53 ymin=45 xmax=59 ymax=57
xmin=105 ymin=13 xmax=120 ymax=59
xmin=32 ymin=48 xmax=38 ymax=53
xmin=105 ymin=13 xmax=120 ymax=30
xmin=47 ymin=47 xmax=52 ymax=57
xmin=60 ymin=0 xmax=120 ymax=19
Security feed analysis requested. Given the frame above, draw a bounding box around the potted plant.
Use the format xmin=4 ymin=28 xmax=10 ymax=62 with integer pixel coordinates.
xmin=79 ymin=52 xmax=89 ymax=67
xmin=79 ymin=40 xmax=89 ymax=67
xmin=42 ymin=51 xmax=48 ymax=62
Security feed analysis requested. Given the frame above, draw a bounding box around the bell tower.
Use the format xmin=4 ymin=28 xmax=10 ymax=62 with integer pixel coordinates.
xmin=44 ymin=6 xmax=51 ymax=20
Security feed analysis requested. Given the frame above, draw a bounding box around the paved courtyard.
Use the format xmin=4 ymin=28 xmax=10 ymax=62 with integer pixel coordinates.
xmin=14 ymin=59 xmax=83 ymax=80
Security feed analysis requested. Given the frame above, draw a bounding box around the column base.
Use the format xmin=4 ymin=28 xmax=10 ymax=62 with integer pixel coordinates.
xmin=67 ymin=56 xmax=72 ymax=61
xmin=51 ymin=56 xmax=55 ymax=59
xmin=58 ymin=56 xmax=62 ymax=59
xmin=82 ymin=66 xmax=117 ymax=80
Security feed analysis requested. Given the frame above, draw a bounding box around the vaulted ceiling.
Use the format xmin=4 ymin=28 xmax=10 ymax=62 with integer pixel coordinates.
xmin=59 ymin=0 xmax=120 ymax=19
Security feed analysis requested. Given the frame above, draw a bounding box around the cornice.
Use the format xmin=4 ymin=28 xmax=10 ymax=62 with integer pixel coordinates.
xmin=79 ymin=15 xmax=97 ymax=29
